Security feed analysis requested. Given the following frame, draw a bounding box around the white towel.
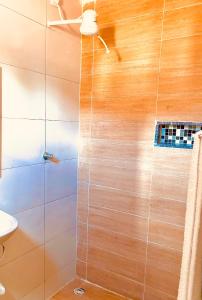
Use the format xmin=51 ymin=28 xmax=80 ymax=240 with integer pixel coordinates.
xmin=178 ymin=131 xmax=202 ymax=300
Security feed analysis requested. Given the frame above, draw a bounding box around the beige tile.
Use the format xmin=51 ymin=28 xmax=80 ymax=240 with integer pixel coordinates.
xmin=0 ymin=246 xmax=44 ymax=299
xmin=45 ymin=195 xmax=76 ymax=242
xmin=46 ymin=76 xmax=79 ymax=121
xmin=88 ymin=246 xmax=145 ymax=283
xmin=46 ymin=121 xmax=78 ymax=160
xmin=163 ymin=5 xmax=202 ymax=40
xmin=0 ymin=0 xmax=46 ymax=24
xmin=45 ymin=263 xmax=76 ymax=299
xmin=87 ymin=264 xmax=144 ymax=299
xmin=21 ymin=284 xmax=44 ymax=300
xmin=89 ymin=206 xmax=148 ymax=241
xmin=0 ymin=205 xmax=44 ymax=266
xmin=89 ymin=185 xmax=149 ymax=217
xmin=0 ymin=164 xmax=44 ymax=215
xmin=149 ymin=220 xmax=184 ymax=250
xmin=0 ymin=5 xmax=45 ymax=72
xmin=2 ymin=119 xmax=45 ymax=169
xmin=46 ymin=28 xmax=81 ymax=82
xmin=45 ymin=159 xmax=77 ymax=203
xmin=1 ymin=64 xmax=45 ymax=119
xmin=45 ymin=228 xmax=76 ymax=279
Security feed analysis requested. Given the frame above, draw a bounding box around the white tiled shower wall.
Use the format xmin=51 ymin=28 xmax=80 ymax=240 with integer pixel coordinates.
xmin=0 ymin=1 xmax=81 ymax=299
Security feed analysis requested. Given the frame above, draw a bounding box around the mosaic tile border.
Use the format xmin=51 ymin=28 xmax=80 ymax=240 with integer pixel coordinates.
xmin=154 ymin=121 xmax=202 ymax=149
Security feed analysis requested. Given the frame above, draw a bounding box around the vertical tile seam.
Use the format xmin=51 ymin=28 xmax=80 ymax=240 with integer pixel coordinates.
xmin=44 ymin=1 xmax=48 ymax=298
xmin=142 ymin=1 xmax=166 ymax=299
xmin=76 ymin=0 xmax=84 ymax=277
xmin=86 ymin=0 xmax=96 ymax=281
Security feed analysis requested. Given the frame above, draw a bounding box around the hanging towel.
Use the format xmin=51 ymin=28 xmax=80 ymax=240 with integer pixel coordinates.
xmin=178 ymin=131 xmax=202 ymax=300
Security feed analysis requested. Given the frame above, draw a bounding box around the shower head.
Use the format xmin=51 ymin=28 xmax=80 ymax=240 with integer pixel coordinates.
xmin=80 ymin=10 xmax=99 ymax=36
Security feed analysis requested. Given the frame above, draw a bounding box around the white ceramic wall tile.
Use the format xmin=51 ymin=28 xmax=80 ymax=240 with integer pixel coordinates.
xmin=45 ymin=159 xmax=77 ymax=203
xmin=46 ymin=28 xmax=81 ymax=82
xmin=47 ymin=0 xmax=81 ymax=23
xmin=21 ymin=284 xmax=44 ymax=300
xmin=45 ymin=228 xmax=76 ymax=279
xmin=0 ymin=164 xmax=44 ymax=214
xmin=0 ymin=5 xmax=45 ymax=72
xmin=0 ymin=246 xmax=44 ymax=299
xmin=0 ymin=205 xmax=44 ymax=266
xmin=46 ymin=75 xmax=79 ymax=121
xmin=1 ymin=64 xmax=45 ymax=119
xmin=46 ymin=121 xmax=78 ymax=161
xmin=45 ymin=257 xmax=76 ymax=299
xmin=0 ymin=0 xmax=46 ymax=24
xmin=45 ymin=195 xmax=76 ymax=242
xmin=2 ymin=119 xmax=45 ymax=169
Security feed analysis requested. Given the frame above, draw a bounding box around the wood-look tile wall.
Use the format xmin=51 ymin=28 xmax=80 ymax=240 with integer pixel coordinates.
xmin=77 ymin=1 xmax=202 ymax=299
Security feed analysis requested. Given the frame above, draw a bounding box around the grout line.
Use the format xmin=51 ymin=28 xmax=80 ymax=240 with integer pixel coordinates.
xmin=85 ymin=0 xmax=96 ymax=281
xmin=142 ymin=1 xmax=166 ymax=299
xmin=0 ymin=60 xmax=80 ymax=85
xmin=0 ymin=3 xmax=47 ymax=27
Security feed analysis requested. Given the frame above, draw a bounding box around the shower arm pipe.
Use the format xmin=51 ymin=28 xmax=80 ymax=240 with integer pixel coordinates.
xmin=48 ymin=18 xmax=82 ymax=26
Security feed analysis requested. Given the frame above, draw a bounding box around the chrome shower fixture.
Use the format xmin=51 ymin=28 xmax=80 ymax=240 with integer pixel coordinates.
xmin=48 ymin=1 xmax=110 ymax=54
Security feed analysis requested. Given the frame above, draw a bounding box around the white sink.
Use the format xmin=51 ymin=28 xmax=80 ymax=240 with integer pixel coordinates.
xmin=0 ymin=210 xmax=18 ymax=244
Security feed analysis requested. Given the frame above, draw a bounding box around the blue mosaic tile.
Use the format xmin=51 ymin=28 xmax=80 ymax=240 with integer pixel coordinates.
xmin=154 ymin=122 xmax=202 ymax=149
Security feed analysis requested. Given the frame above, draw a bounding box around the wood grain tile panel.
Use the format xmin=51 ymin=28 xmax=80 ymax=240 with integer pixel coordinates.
xmin=96 ymin=0 xmax=164 ymax=24
xmin=93 ymin=40 xmax=161 ymax=74
xmin=163 ymin=5 xmax=202 ymax=40
xmin=92 ymin=69 xmax=159 ymax=98
xmin=78 ymin=160 xmax=89 ymax=183
xmin=95 ymin=13 xmax=163 ymax=50
xmin=92 ymin=96 xmax=156 ymax=121
xmin=88 ymin=246 xmax=145 ymax=283
xmin=89 ymin=206 xmax=148 ymax=241
xmin=78 ymin=182 xmax=89 ymax=223
xmin=88 ymin=140 xmax=153 ymax=162
xmin=89 ymin=185 xmax=149 ymax=217
xmin=151 ymin=169 xmax=189 ymax=202
xmin=146 ymin=244 xmax=182 ymax=297
xmin=150 ymin=197 xmax=186 ymax=226
xmin=153 ymin=147 xmax=192 ymax=173
xmin=158 ymin=35 xmax=202 ymax=121
xmin=88 ymin=226 xmax=147 ymax=263
xmin=144 ymin=287 xmax=176 ymax=300
xmin=90 ymin=159 xmax=152 ymax=197
xmin=91 ymin=120 xmax=155 ymax=142
xmin=82 ymin=53 xmax=93 ymax=75
xmin=87 ymin=265 xmax=144 ymax=299
xmin=149 ymin=220 xmax=184 ymax=250
xmin=76 ymin=260 xmax=87 ymax=279
xmin=165 ymin=0 xmax=202 ymax=11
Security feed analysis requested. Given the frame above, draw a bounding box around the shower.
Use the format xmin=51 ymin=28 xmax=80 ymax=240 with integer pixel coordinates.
xmin=48 ymin=0 xmax=110 ymax=53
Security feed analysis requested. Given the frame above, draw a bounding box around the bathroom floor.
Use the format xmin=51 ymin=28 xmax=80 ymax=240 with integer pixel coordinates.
xmin=51 ymin=278 xmax=125 ymax=300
